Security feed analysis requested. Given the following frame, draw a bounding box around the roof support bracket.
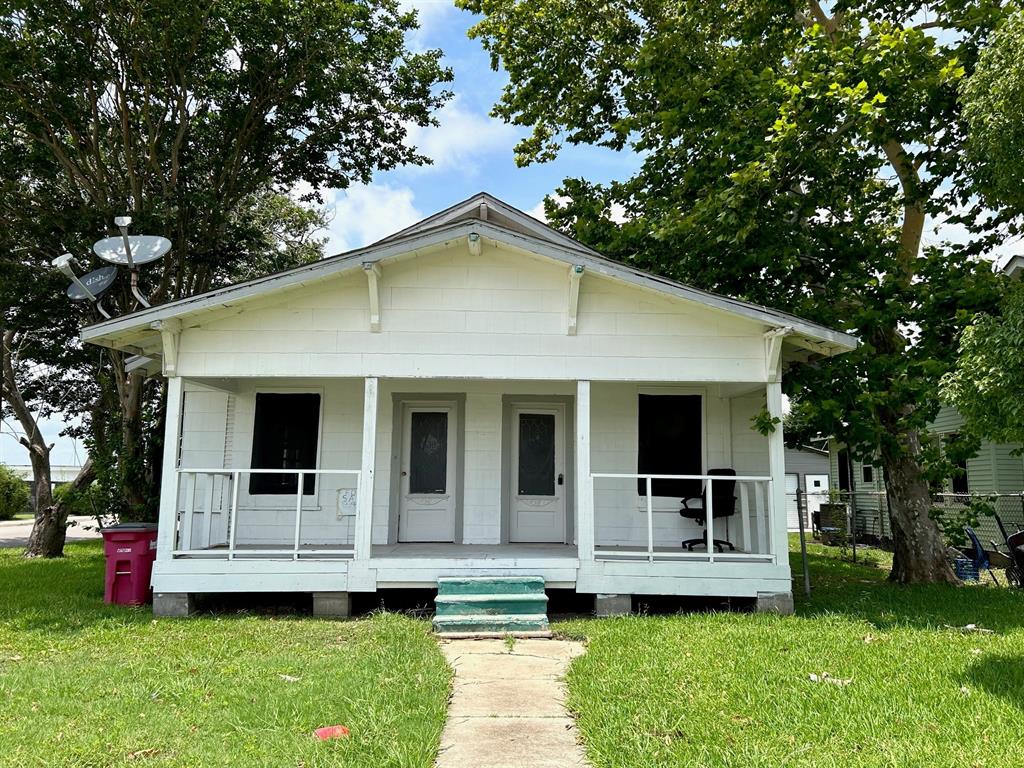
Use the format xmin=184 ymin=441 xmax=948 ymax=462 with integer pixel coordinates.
xmin=151 ymin=319 xmax=182 ymax=376
xmin=764 ymin=326 xmax=792 ymax=382
xmin=567 ymin=264 xmax=584 ymax=336
xmin=363 ymin=262 xmax=381 ymax=333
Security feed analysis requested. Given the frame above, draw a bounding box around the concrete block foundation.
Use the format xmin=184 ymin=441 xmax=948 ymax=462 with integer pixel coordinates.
xmin=594 ymin=593 xmax=632 ymax=617
xmin=313 ymin=591 xmax=351 ymax=618
xmin=153 ymin=592 xmax=195 ymax=618
xmin=755 ymin=591 xmax=795 ymax=615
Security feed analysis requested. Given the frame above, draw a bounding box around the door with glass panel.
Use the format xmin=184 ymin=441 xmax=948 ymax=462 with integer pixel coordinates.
xmin=509 ymin=404 xmax=566 ymax=543
xmin=398 ymin=403 xmax=457 ymax=542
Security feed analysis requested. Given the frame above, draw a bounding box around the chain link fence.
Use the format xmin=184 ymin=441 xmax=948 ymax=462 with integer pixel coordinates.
xmin=790 ymin=490 xmax=1024 ymax=549
xmin=785 ymin=489 xmax=1024 ymax=593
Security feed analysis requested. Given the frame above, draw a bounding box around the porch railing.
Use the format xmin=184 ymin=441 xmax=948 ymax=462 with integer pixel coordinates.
xmin=589 ymin=473 xmax=775 ymax=563
xmin=173 ymin=468 xmax=360 ymax=560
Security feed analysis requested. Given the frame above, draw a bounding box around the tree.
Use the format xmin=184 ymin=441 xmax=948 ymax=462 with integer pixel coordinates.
xmin=942 ymin=8 xmax=1024 ymax=444
xmin=461 ymin=0 xmax=1012 ymax=582
xmin=0 ymin=0 xmax=451 ymax=556
xmin=942 ymin=280 xmax=1024 ymax=444
xmin=961 ymin=5 xmax=1024 ymax=212
xmin=0 ymin=464 xmax=30 ymax=520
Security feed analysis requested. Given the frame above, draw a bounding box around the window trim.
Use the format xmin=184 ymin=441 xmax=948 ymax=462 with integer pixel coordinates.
xmin=634 ymin=386 xmax=708 ymax=512
xmin=245 ymin=385 xmax=326 ymax=505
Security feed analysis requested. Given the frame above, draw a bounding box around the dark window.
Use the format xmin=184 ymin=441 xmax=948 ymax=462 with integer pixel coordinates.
xmin=838 ymin=449 xmax=852 ymax=492
xmin=518 ymin=413 xmax=556 ymax=495
xmin=249 ymin=393 xmax=320 ymax=495
xmin=862 ymin=465 xmax=874 ymax=484
xmin=409 ymin=411 xmax=448 ymax=494
xmin=637 ymin=394 xmax=702 ymax=498
xmin=952 ymin=460 xmax=969 ymax=495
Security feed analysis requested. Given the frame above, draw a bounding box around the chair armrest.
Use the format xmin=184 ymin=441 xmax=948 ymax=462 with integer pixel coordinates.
xmin=680 ymin=497 xmax=701 ymax=508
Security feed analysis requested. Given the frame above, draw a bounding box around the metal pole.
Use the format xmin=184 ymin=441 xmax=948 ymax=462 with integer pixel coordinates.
xmin=796 ymin=487 xmax=811 ymax=597
xmin=850 ymin=494 xmax=857 ymax=563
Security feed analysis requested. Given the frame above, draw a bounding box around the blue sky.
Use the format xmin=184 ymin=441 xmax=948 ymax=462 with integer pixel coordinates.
xmin=311 ymin=0 xmax=642 ymax=256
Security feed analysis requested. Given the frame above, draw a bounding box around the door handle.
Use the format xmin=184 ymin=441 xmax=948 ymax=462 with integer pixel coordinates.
xmin=557 ymin=473 xmax=564 ymax=486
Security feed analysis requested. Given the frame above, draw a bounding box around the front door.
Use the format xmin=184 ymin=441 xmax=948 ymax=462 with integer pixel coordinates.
xmin=398 ymin=403 xmax=457 ymax=542
xmin=509 ymin=404 xmax=566 ymax=543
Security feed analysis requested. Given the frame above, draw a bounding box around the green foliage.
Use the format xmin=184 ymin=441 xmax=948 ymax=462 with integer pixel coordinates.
xmin=460 ymin=0 xmax=1016 ymax=579
xmin=929 ymin=496 xmax=996 ymax=548
xmin=52 ymin=482 xmax=103 ymax=520
xmin=0 ymin=0 xmax=451 ymax=520
xmin=0 ymin=464 xmax=29 ymax=521
xmin=751 ymin=407 xmax=781 ymax=436
xmin=961 ymin=5 xmax=1024 ymax=212
xmin=943 ymin=279 xmax=1024 ymax=445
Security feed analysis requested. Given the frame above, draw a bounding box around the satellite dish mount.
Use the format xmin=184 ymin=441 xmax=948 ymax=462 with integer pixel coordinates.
xmin=92 ymin=216 xmax=171 ymax=310
xmin=53 ymin=214 xmax=172 ymax=320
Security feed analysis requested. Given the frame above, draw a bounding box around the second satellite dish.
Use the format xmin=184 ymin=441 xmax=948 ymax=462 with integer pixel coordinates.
xmin=66 ymin=266 xmax=118 ymax=301
xmin=93 ymin=235 xmax=171 ymax=266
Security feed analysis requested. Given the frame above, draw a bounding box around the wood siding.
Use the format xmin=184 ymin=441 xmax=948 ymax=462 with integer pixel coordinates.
xmin=176 ymin=378 xmax=772 ymax=551
xmin=174 ymin=241 xmax=770 ymax=382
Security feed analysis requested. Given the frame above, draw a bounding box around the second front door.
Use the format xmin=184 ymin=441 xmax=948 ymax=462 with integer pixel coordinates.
xmin=398 ymin=403 xmax=457 ymax=542
xmin=509 ymin=404 xmax=566 ymax=543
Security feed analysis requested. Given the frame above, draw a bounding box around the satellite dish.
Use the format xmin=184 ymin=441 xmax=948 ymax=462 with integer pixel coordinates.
xmin=93 ymin=235 xmax=170 ymax=266
xmin=66 ymin=266 xmax=118 ymax=301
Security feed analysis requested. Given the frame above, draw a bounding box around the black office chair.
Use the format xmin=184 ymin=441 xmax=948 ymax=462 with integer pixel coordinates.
xmin=679 ymin=468 xmax=738 ymax=552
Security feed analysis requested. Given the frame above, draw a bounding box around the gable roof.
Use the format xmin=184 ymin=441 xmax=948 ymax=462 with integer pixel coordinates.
xmin=81 ymin=193 xmax=858 ymax=356
xmin=373 ymin=192 xmax=601 ymax=256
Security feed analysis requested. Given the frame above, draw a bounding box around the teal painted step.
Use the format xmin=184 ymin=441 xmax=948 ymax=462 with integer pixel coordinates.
xmin=432 ymin=613 xmax=549 ymax=634
xmin=434 ymin=575 xmax=549 ymax=634
xmin=436 ymin=576 xmax=545 ymax=596
xmin=435 ymin=593 xmax=548 ymax=617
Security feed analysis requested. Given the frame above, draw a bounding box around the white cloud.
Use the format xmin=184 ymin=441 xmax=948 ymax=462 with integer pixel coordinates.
xmin=527 ymin=195 xmax=569 ymax=223
xmin=405 ymin=97 xmax=519 ymax=174
xmin=400 ymin=0 xmax=459 ymax=53
xmin=528 ymin=195 xmax=629 ymax=224
xmin=319 ymin=184 xmax=423 ymax=255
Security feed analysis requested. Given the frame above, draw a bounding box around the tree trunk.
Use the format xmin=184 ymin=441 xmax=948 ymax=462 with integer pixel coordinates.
xmin=879 ymin=425 xmax=959 ymax=584
xmin=24 ymin=459 xmax=96 ymax=558
xmin=109 ymin=350 xmax=151 ymax=518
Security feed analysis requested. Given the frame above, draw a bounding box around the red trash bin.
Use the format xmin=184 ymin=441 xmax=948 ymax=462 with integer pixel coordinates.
xmin=102 ymin=523 xmax=159 ymax=606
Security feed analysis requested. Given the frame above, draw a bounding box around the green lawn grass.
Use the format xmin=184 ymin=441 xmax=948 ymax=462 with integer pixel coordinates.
xmin=0 ymin=542 xmax=451 ymax=768
xmin=557 ymin=537 xmax=1024 ymax=768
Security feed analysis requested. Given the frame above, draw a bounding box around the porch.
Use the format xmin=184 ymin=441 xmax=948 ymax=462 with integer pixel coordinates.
xmin=152 ymin=375 xmax=790 ymax=598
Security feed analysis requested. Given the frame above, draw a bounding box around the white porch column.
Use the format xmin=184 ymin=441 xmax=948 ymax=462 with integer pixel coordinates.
xmin=156 ymin=376 xmax=184 ymax=560
xmin=575 ymin=380 xmax=595 ymax=561
xmin=766 ymin=380 xmax=788 ymax=563
xmin=354 ymin=377 xmax=378 ymax=560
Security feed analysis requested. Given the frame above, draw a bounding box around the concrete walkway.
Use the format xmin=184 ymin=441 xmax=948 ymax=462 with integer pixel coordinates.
xmin=436 ymin=638 xmax=590 ymax=768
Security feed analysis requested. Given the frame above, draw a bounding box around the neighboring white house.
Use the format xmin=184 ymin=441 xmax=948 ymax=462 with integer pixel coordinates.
xmin=81 ymin=193 xmax=857 ymax=617
xmin=783 ymin=445 xmax=830 ymax=532
xmin=828 ymin=405 xmax=1024 ymax=542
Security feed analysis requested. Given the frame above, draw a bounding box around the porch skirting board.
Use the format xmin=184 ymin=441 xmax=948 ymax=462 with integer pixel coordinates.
xmin=151 ymin=554 xmax=791 ymax=601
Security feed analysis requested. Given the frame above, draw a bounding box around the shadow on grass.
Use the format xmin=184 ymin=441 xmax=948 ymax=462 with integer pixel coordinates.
xmin=0 ymin=542 xmax=334 ymax=635
xmin=966 ymin=653 xmax=1024 ymax=710
xmin=793 ymin=550 xmax=1024 ymax=633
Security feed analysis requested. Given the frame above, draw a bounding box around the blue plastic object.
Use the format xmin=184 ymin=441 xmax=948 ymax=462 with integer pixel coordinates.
xmin=953 ymin=558 xmax=979 ymax=581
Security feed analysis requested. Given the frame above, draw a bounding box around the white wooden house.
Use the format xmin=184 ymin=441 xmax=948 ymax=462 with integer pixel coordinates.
xmin=82 ymin=193 xmax=857 ymax=618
